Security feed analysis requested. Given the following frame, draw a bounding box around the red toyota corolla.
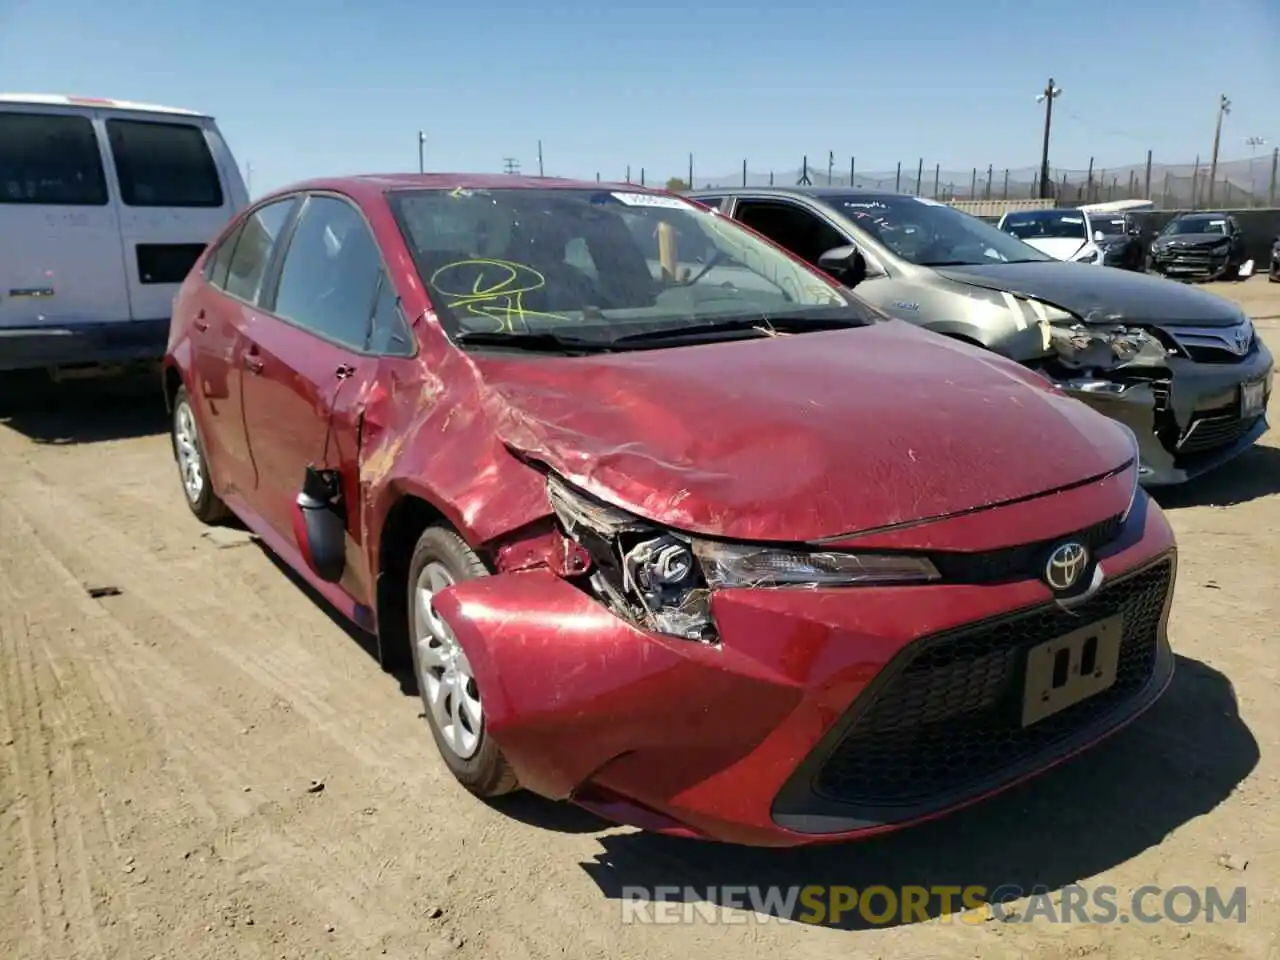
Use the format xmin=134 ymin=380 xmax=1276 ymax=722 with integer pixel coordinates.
xmin=164 ymin=174 xmax=1177 ymax=847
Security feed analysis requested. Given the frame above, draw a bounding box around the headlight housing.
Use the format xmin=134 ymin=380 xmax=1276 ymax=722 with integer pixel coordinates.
xmin=1116 ymin=423 xmax=1143 ymax=520
xmin=546 ymin=475 xmax=941 ymax=642
xmin=693 ymin=542 xmax=939 ymax=589
xmin=1074 ymin=248 xmax=1100 ymax=264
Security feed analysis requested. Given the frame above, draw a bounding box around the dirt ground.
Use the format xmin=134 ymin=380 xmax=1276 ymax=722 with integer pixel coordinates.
xmin=2 ymin=277 xmax=1279 ymax=960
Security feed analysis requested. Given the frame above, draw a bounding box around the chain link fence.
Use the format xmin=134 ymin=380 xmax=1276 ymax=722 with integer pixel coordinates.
xmin=655 ymin=149 xmax=1280 ymax=209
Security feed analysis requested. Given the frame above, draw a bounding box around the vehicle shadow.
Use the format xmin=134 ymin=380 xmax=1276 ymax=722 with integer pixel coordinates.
xmin=0 ymin=370 xmax=168 ymax=444
xmin=567 ymin=655 xmax=1256 ymax=930
xmin=1151 ymin=442 xmax=1280 ymax=510
xmin=253 ymin=545 xmax=419 ymax=697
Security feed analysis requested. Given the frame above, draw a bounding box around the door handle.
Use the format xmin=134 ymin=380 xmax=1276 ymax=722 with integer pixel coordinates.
xmin=244 ymin=354 xmax=264 ymax=374
xmin=193 ymin=309 xmax=209 ymax=333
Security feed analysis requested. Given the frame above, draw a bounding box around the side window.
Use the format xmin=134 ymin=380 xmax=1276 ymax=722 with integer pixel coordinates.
xmin=272 ymin=196 xmax=382 ymax=349
xmin=367 ymin=272 xmax=415 ymax=355
xmin=0 ymin=111 xmax=108 ymax=205
xmin=733 ymin=200 xmax=848 ymax=266
xmin=204 ymin=224 xmax=243 ymax=288
xmin=223 ymin=199 xmax=296 ymax=302
xmin=695 ymin=196 xmax=725 ymax=211
xmin=105 ymin=119 xmax=223 ymax=208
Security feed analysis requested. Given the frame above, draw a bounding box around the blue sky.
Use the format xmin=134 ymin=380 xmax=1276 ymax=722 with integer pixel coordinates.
xmin=1 ymin=0 xmax=1276 ymax=195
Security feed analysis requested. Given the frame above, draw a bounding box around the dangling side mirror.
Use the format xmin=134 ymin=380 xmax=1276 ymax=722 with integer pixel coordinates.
xmin=817 ymin=244 xmax=868 ymax=288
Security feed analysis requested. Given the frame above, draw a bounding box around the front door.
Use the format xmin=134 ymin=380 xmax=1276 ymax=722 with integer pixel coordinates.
xmin=238 ymin=193 xmax=387 ymax=603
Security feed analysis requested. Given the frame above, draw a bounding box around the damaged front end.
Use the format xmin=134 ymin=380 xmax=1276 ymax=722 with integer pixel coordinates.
xmin=1037 ymin=310 xmax=1271 ymax=485
xmin=544 ymin=473 xmax=941 ymax=643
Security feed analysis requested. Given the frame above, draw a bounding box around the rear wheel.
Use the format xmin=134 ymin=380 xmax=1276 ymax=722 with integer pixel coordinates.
xmin=172 ymin=387 xmax=229 ymax=524
xmin=407 ymin=526 xmax=518 ymax=798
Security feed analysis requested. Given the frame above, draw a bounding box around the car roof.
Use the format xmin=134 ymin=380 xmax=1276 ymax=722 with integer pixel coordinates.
xmin=0 ymin=92 xmax=208 ymax=117
xmin=258 ymin=173 xmax=669 ymax=205
xmin=1173 ymin=210 xmax=1229 ymax=218
xmin=686 ymin=186 xmax=901 ymax=203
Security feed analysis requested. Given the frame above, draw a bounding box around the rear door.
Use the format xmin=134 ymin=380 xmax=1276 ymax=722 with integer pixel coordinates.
xmin=191 ymin=196 xmax=300 ymax=498
xmin=103 ymin=113 xmax=242 ymax=326
xmin=239 ymin=193 xmax=388 ymax=602
xmin=0 ymin=106 xmax=131 ymax=331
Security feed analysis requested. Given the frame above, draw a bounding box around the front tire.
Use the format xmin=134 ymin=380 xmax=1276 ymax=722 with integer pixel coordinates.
xmin=172 ymin=387 xmax=229 ymax=524
xmin=407 ymin=526 xmax=518 ymax=798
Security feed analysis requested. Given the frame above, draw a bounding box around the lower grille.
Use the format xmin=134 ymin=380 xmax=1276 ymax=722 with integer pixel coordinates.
xmin=1177 ymin=414 xmax=1262 ymax=455
xmin=812 ymin=560 xmax=1171 ymax=807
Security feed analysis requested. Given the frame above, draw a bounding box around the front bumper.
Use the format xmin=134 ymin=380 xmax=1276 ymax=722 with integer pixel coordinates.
xmin=0 ymin=318 xmax=169 ymax=373
xmin=1063 ymin=340 xmax=1273 ymax=487
xmin=431 ymin=490 xmax=1177 ymax=847
xmin=1149 ymin=248 xmax=1233 ymax=280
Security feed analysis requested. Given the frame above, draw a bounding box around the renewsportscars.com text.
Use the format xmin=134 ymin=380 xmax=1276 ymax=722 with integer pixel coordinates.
xmin=620 ymin=883 xmax=1248 ymax=926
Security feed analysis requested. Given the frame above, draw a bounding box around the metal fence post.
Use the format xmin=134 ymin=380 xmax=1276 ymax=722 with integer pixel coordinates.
xmin=1271 ymin=147 xmax=1278 ymax=206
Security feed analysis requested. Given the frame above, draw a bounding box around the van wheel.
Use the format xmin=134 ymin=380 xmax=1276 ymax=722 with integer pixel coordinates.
xmin=172 ymin=387 xmax=229 ymax=524
xmin=407 ymin=526 xmax=518 ymax=798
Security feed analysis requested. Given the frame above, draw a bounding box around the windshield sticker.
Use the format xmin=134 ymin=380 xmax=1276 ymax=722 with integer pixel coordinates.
xmin=1059 ymin=216 xmax=1084 ymax=223
xmin=611 ymin=192 xmax=690 ymax=209
xmin=1209 ymin=220 xmax=1226 ymax=226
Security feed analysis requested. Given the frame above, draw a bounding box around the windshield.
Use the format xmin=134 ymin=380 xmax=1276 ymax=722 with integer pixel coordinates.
xmin=387 ymin=187 xmax=864 ymax=343
xmin=824 ymin=195 xmax=1054 ymax=266
xmin=999 ymin=210 xmax=1088 ymax=240
xmin=1162 ymin=215 xmax=1227 ymax=236
xmin=1090 ymin=217 xmax=1126 ymax=236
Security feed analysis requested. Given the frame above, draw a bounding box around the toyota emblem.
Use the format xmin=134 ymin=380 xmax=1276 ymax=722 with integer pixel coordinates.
xmin=1044 ymin=541 xmax=1089 ymax=592
xmin=1233 ymin=327 xmax=1250 ymax=353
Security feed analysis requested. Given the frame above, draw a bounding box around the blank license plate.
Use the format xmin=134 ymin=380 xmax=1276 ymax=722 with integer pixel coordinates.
xmin=1021 ymin=615 xmax=1123 ymax=727
xmin=1241 ymin=380 xmax=1266 ymax=418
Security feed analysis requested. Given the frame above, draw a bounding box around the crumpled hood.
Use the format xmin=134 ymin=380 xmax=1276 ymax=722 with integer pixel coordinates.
xmin=471 ymin=320 xmax=1134 ymax=542
xmin=1152 ymin=233 xmax=1231 ymax=250
xmin=936 ymin=261 xmax=1244 ymax=327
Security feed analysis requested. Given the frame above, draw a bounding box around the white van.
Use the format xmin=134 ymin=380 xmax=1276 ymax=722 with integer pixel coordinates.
xmin=0 ymin=94 xmax=249 ymax=373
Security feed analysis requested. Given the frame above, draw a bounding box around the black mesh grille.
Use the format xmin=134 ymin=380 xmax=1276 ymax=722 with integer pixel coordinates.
xmin=1177 ymin=414 xmax=1263 ymax=455
xmin=927 ymin=512 xmax=1124 ymax=584
xmin=812 ymin=559 xmax=1171 ymax=807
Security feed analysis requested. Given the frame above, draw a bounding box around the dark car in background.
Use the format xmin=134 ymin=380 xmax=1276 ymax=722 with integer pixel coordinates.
xmin=1148 ymin=212 xmax=1248 ymax=281
xmin=689 ymin=187 xmax=1273 ymax=487
xmin=1086 ymin=212 xmax=1146 ymax=271
xmin=1270 ymin=234 xmax=1279 ymax=283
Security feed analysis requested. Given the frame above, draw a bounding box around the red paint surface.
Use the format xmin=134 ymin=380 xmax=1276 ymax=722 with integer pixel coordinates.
xmin=165 ymin=173 xmax=1176 ymax=846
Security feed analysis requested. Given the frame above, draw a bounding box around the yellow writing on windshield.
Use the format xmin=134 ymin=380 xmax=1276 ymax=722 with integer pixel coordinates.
xmin=430 ymin=258 xmax=571 ymax=332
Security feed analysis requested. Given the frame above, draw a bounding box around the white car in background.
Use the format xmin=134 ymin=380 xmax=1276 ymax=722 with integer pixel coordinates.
xmin=995 ymin=205 xmax=1146 ymax=270
xmin=0 ymin=93 xmax=248 ymax=376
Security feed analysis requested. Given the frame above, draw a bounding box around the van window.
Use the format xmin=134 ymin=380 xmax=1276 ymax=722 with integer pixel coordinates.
xmin=222 ymin=199 xmax=296 ymax=303
xmin=105 ymin=119 xmax=224 ymax=208
xmin=0 ymin=111 xmax=108 ymax=206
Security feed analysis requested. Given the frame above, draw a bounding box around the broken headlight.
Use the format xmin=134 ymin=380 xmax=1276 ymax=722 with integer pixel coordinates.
xmin=546 ymin=474 xmax=939 ymax=643
xmin=693 ymin=542 xmax=939 ymax=589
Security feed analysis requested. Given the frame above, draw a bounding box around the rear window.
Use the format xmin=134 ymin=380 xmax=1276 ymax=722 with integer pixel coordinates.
xmin=106 ymin=119 xmax=224 ymax=208
xmin=0 ymin=111 xmax=109 ymax=205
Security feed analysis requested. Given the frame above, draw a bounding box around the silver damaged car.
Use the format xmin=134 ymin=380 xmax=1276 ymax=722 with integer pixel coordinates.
xmin=689 ymin=187 xmax=1273 ymax=486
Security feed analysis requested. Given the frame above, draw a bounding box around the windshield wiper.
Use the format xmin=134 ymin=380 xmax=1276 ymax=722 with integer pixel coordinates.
xmin=601 ymin=313 xmax=869 ymax=347
xmin=452 ymin=329 xmax=612 ymax=353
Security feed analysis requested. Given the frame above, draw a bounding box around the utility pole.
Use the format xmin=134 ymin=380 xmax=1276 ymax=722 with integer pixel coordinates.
xmin=827 ymin=151 xmax=834 ymax=184
xmin=688 ymin=153 xmax=694 ymax=188
xmin=418 ymin=130 xmax=426 ymax=174
xmin=245 ymin=162 xmax=253 ymax=197
xmin=537 ymin=140 xmax=544 ymax=177
xmin=502 ymin=157 xmax=520 ymax=175
xmin=1245 ymin=135 xmax=1266 ymax=201
xmin=1035 ymin=78 xmax=1062 ymax=200
xmin=1207 ymin=94 xmax=1230 ymax=206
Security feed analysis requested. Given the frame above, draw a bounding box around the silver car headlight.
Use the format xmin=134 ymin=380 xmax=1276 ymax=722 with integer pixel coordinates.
xmin=692 ymin=542 xmax=940 ymax=589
